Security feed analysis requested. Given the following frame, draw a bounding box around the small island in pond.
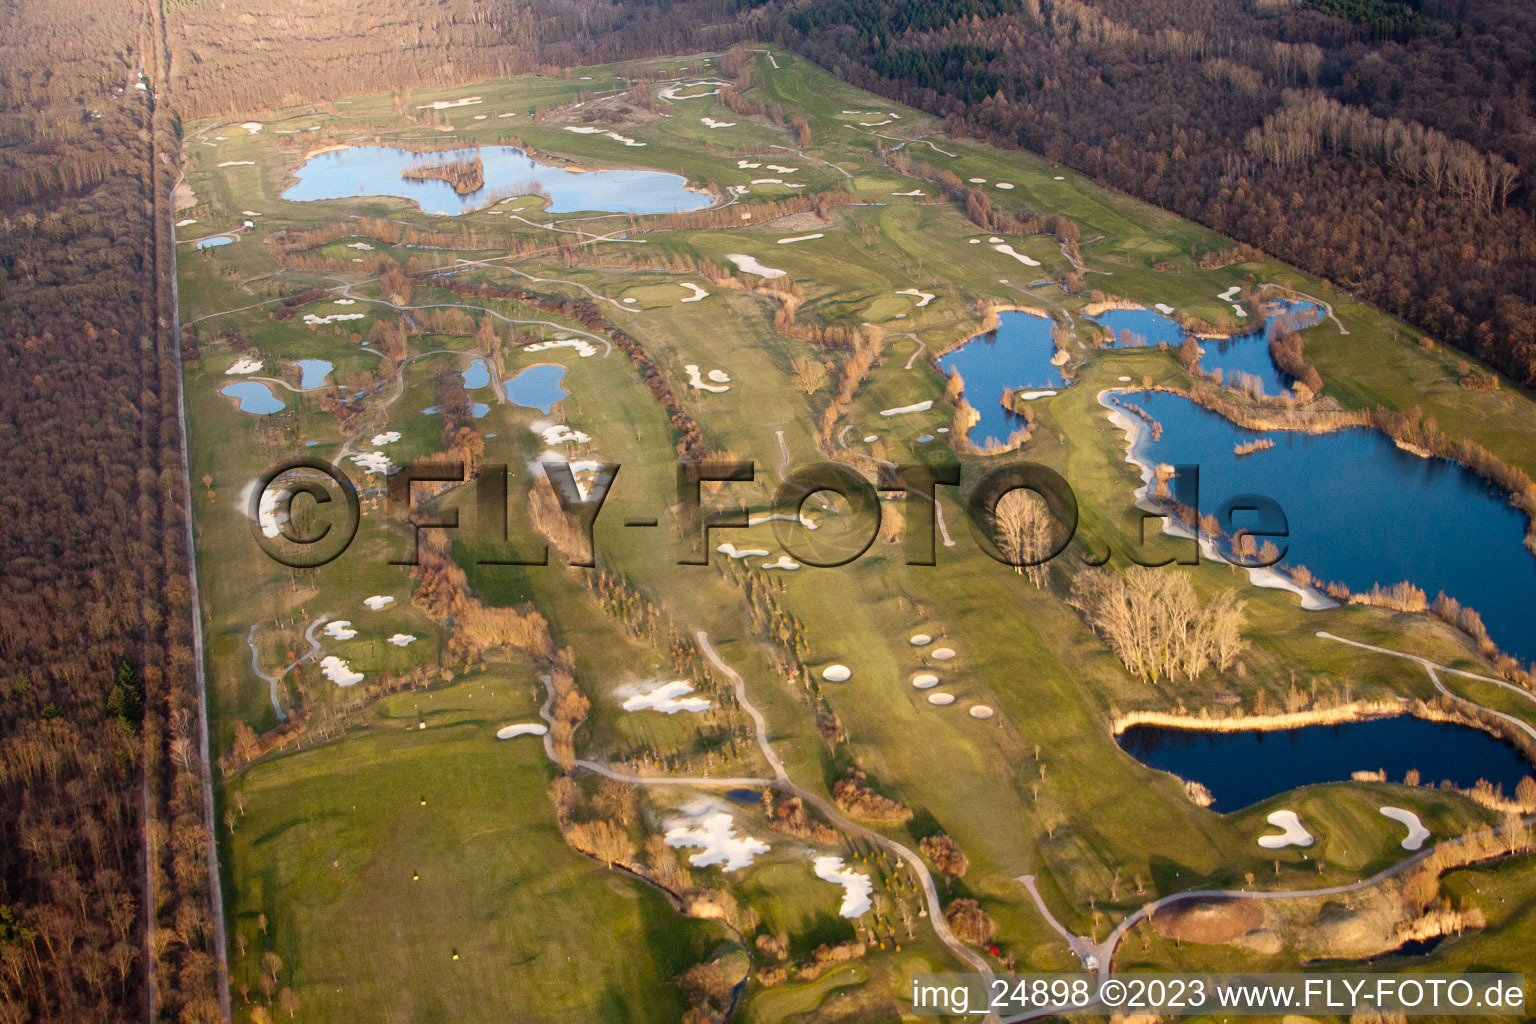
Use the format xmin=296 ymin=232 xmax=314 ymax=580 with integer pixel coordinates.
xmin=401 ymin=155 xmax=484 ymax=194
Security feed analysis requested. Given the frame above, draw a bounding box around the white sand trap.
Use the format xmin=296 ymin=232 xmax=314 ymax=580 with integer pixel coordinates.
xmin=1016 ymin=389 xmax=1058 ymax=401
xmin=995 ymin=182 xmax=1014 ymax=189
xmin=680 ymin=282 xmax=709 ymax=302
xmin=718 ymin=543 xmax=770 ymax=559
xmin=623 ymin=680 xmax=710 ymax=714
xmin=969 ymin=178 xmax=987 ymax=184
xmin=766 ymin=164 xmax=799 ymax=173
xmin=497 ymin=723 xmax=547 ymax=739
xmin=176 ymin=218 xmax=197 ymax=227
xmin=988 ymin=236 xmax=1004 ymax=243
xmin=930 ymin=647 xmax=956 ymax=661
xmin=1154 ymin=303 xmax=1175 ymax=314
xmin=347 ymin=241 xmax=374 ymax=250
xmin=1232 ymin=304 xmax=1248 ymax=317
xmin=1379 ymin=807 xmax=1430 ymax=850
xmin=363 ymin=595 xmax=395 ymax=611
xmin=323 ymin=620 xmax=357 ymax=640
xmin=700 ymin=117 xmax=736 ymax=128
xmin=334 ymin=298 xmax=355 ymax=305
xmin=912 ymin=673 xmax=939 ymax=690
xmin=880 ymin=400 xmax=932 ymax=416
xmin=371 ymin=431 xmax=402 ymax=445
xmin=927 ymin=692 xmax=956 ymax=706
xmin=726 ymin=253 xmax=786 ymax=279
xmin=226 ymin=358 xmax=263 ymax=375
xmin=241 ymin=122 xmax=264 ymax=134
xmin=910 ymin=633 xmax=932 ymax=646
xmin=778 ymin=233 xmax=823 ymax=244
xmin=994 ymin=243 xmax=1042 ymax=267
xmin=749 ymin=512 xmax=818 ymax=531
xmin=969 ymin=705 xmax=995 ymax=719
xmin=859 ymin=119 xmax=893 ymax=126
xmin=938 ymin=427 xmax=949 ymax=433
xmin=623 ymin=297 xmax=638 ymax=303
xmin=685 ymin=364 xmax=730 ymax=393
xmin=320 ymin=656 xmax=363 ymax=686
xmin=387 ymin=634 xmax=417 ymax=647
xmin=1257 ymin=810 xmax=1314 ymax=849
xmin=539 ymin=423 xmax=590 ymax=445
xmin=821 ymin=664 xmax=851 ymax=682
xmin=707 ymin=370 xmax=730 ymax=384
xmin=350 ymin=451 xmax=396 ymax=475
xmin=1217 ymin=286 xmax=1241 ymax=301
xmin=751 ymin=177 xmax=784 ymax=185
xmin=862 ymin=435 xmax=879 ymax=443
xmin=473 ymin=114 xmax=487 ymax=120
xmin=813 ymin=855 xmax=873 ymax=917
xmin=417 ymin=96 xmax=481 ymax=110
xmin=524 ymin=338 xmax=598 ymax=358
xmin=217 ymin=160 xmax=255 ymax=167
xmin=783 ymin=183 xmax=806 ymax=189
xmin=892 ymin=189 xmax=926 ymax=196
xmin=563 ymin=125 xmax=604 ymax=134
xmin=242 ymin=210 xmax=262 ymax=217
xmin=1118 ymin=375 xmax=1132 ymax=382
xmin=1053 ymin=175 xmax=1066 ymax=180
xmin=896 ymin=288 xmax=935 ymax=307
xmin=302 ymin=312 xmax=366 ymax=326
xmin=761 ymin=556 xmax=800 ymax=571
xmin=667 ymin=812 xmax=768 ymax=871
xmin=736 ymin=159 xmax=762 ymax=169
xmin=968 ymin=238 xmax=981 ymax=244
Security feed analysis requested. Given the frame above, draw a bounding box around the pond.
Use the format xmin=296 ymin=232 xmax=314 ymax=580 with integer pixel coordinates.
xmin=936 ymin=310 xmax=1067 ymax=449
xmin=1117 ymin=716 xmax=1533 ymax=810
xmin=282 ymin=145 xmax=711 ymax=216
xmin=220 ymin=381 xmax=286 ymax=414
xmin=195 ymin=235 xmax=235 ymax=250
xmin=1087 ymin=300 xmax=1322 ymax=396
xmin=293 ymin=359 xmax=333 ymax=390
xmin=462 ymin=357 xmax=490 ymax=390
xmin=504 ymin=363 xmax=570 ymax=414
xmin=1111 ymin=390 xmax=1536 ymax=663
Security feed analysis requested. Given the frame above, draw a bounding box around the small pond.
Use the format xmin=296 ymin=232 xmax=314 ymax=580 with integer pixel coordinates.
xmin=504 ymin=363 xmax=570 ymax=414
xmin=936 ymin=310 xmax=1066 ymax=449
xmin=294 ymin=359 xmax=333 ymax=390
xmin=220 ymin=381 xmax=286 ymax=414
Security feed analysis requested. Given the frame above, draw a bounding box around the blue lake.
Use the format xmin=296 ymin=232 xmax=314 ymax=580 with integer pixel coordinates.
xmin=1118 ymin=717 xmax=1533 ymax=810
xmin=422 ymin=403 xmax=490 ymax=419
xmin=282 ymin=145 xmax=711 ymax=216
xmin=294 ymin=359 xmax=333 ymax=390
xmin=1088 ymin=300 xmax=1323 ymax=396
xmin=504 ymin=363 xmax=570 ymax=414
xmin=220 ymin=381 xmax=285 ymax=414
xmin=462 ymin=358 xmax=490 ymax=390
xmin=1114 ymin=390 xmax=1536 ymax=663
xmin=195 ymin=235 xmax=235 ymax=250
xmin=936 ymin=311 xmax=1066 ymax=449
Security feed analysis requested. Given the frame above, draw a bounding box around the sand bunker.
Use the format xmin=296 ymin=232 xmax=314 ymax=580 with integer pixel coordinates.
xmin=761 ymin=556 xmax=800 ymax=571
xmin=736 ymin=160 xmax=762 ymax=169
xmin=930 ymin=647 xmax=956 ymax=661
xmin=708 ymin=370 xmax=730 ymax=383
xmin=217 ymin=160 xmax=255 ymax=167
xmin=749 ymin=511 xmax=818 ymax=530
xmin=879 ymin=400 xmax=932 ymax=416
xmin=813 ymin=855 xmax=873 ymax=917
xmin=363 ymin=595 xmax=395 ymax=611
xmin=969 ymin=178 xmax=987 ymax=184
xmin=777 ymin=233 xmax=823 ymax=244
xmin=680 ymin=283 xmax=709 ymax=302
xmin=241 ymin=122 xmax=264 ymax=134
xmin=685 ymin=364 xmax=730 ymax=393
xmin=225 ymin=358 xmax=263 ymax=375
xmin=821 ymin=664 xmax=851 ymax=682
xmin=1016 ymin=390 xmax=1057 ymax=401
xmin=862 ymin=435 xmax=879 ymax=443
xmin=1154 ymin=303 xmax=1175 ymax=314
xmin=323 ymin=620 xmax=357 ymax=640
xmin=766 ymin=164 xmax=798 ymax=173
xmin=667 ymin=811 xmax=768 ymax=871
xmin=659 ymin=81 xmax=725 ymax=101
xmin=927 ymin=692 xmax=956 ymax=706
xmin=371 ymin=431 xmax=402 ymax=445
xmin=1257 ymin=810 xmax=1314 ymax=849
xmin=347 ymin=241 xmax=374 ymax=250
xmin=1217 ymin=286 xmax=1241 ymax=301
xmin=910 ymin=633 xmax=932 ymax=646
xmin=968 ymin=238 xmax=981 ymax=244
xmin=995 ymin=182 xmax=1014 ymax=190
xmin=350 ymin=451 xmax=396 ymax=476
xmin=388 ymin=634 xmax=417 ymax=647
xmin=1118 ymin=375 xmax=1133 ymax=382
xmin=718 ymin=543 xmax=770 ymax=559
xmin=623 ymin=680 xmax=711 ymax=714
xmin=1379 ymin=807 xmax=1430 ymax=850
xmin=417 ymin=96 xmax=482 ymax=110
xmin=176 ymin=218 xmax=197 ymax=227
xmin=912 ymin=673 xmax=939 ymax=689
xmin=1231 ymin=304 xmax=1248 ymax=317
xmin=524 ymin=338 xmax=598 ymax=358
xmin=320 ymin=656 xmax=363 ymax=686
xmin=751 ymin=178 xmax=783 ymax=185
xmin=497 ymin=723 xmax=548 ymax=739
xmin=700 ymin=117 xmax=736 ymax=128
xmin=969 ymin=705 xmax=995 ymax=719
xmin=726 ymin=254 xmax=786 ymax=279
xmin=994 ymin=243 xmax=1042 ymax=266
xmin=539 ymin=423 xmax=591 ymax=446
xmin=302 ymin=312 xmax=366 ymax=326
xmin=1053 ymin=175 xmax=1066 ymax=180
xmin=892 ymin=189 xmax=925 ymax=196
xmin=896 ymin=288 xmax=935 ymax=307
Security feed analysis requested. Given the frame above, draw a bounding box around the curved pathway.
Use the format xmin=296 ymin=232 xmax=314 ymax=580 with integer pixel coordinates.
xmin=246 ymin=616 xmax=328 ymax=720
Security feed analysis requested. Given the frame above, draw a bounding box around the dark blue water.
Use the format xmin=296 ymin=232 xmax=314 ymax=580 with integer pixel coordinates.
xmin=1114 ymin=390 xmax=1536 ymax=662
xmin=1118 ymin=717 xmax=1533 ymax=809
xmin=283 ymin=145 xmax=710 ymax=215
xmin=504 ymin=363 xmax=570 ymax=414
xmin=936 ymin=311 xmax=1066 ymax=449
xmin=220 ymin=381 xmax=285 ymax=414
xmin=725 ymin=788 xmax=763 ymax=805
xmin=1087 ymin=301 xmax=1322 ymax=396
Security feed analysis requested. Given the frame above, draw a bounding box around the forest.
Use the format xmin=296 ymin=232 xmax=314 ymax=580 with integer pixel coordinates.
xmin=776 ymin=0 xmax=1536 ymax=386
